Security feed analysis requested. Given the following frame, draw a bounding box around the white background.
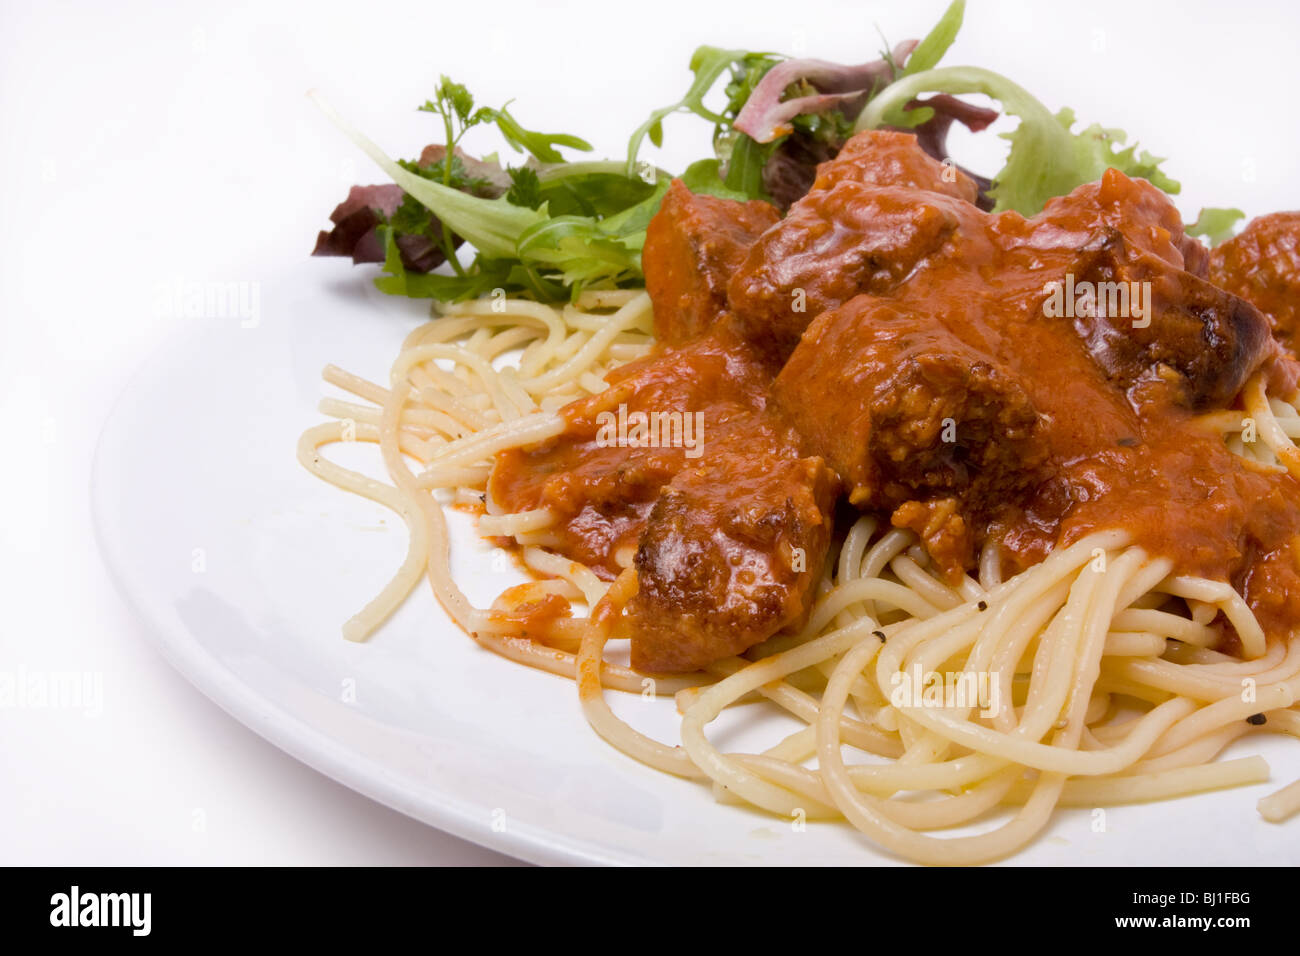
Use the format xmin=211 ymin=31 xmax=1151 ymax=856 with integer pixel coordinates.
xmin=2 ymin=0 xmax=1298 ymax=865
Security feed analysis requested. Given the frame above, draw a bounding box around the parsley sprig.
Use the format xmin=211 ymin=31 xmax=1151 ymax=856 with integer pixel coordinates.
xmin=416 ymin=78 xmax=503 ymax=275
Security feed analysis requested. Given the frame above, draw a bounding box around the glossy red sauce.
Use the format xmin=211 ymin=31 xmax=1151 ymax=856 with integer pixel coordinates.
xmin=488 ymin=133 xmax=1300 ymax=664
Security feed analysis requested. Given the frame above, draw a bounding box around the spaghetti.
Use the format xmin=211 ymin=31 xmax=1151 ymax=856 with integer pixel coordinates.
xmin=299 ymin=291 xmax=1300 ymax=864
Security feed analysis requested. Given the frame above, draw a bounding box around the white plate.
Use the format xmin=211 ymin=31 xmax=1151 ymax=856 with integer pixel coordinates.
xmin=92 ymin=259 xmax=1300 ymax=866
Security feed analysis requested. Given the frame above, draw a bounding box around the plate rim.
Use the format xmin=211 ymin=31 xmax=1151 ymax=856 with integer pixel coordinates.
xmin=91 ymin=310 xmax=1298 ymax=869
xmin=89 ymin=330 xmax=657 ymax=868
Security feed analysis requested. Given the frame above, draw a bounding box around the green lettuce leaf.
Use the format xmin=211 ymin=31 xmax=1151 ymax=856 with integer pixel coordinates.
xmin=313 ymin=91 xmax=544 ymax=259
xmin=486 ymin=106 xmax=593 ymax=163
xmin=902 ymin=0 xmax=965 ymax=77
xmin=626 ymin=47 xmax=775 ymax=175
xmin=1187 ymin=207 xmax=1246 ymax=247
xmin=855 ymin=65 xmax=1179 ymax=216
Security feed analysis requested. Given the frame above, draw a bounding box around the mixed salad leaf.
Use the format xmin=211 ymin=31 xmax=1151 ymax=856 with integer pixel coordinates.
xmin=312 ymin=0 xmax=1250 ymax=303
xmin=1186 ymin=207 xmax=1247 ymax=247
xmin=854 ymin=64 xmax=1182 ymax=216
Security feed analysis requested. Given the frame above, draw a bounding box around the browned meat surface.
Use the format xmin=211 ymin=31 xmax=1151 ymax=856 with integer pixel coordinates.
xmin=1027 ymin=171 xmax=1198 ymax=266
xmin=727 ymin=182 xmax=972 ymax=360
xmin=775 ymin=298 xmax=1048 ymax=507
xmin=1068 ymin=230 xmax=1274 ymax=409
xmin=773 ymin=298 xmax=1048 ymax=571
xmin=641 ymin=180 xmax=780 ymax=344
xmin=628 ymin=454 xmax=837 ymax=673
xmin=489 ymin=327 xmax=785 ymax=578
xmin=491 ymin=132 xmax=1300 ymax=668
xmin=810 ymin=129 xmax=979 ymax=203
xmin=1209 ymin=211 xmax=1300 ymax=352
xmin=768 ymin=165 xmax=1295 ymax=601
xmin=725 ymin=129 xmax=987 ymax=362
xmin=493 ymin=318 xmax=840 ymax=671
xmin=1181 ymin=233 xmax=1211 ymax=278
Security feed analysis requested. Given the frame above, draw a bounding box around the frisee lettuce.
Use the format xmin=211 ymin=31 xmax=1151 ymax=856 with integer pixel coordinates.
xmin=855 ymin=65 xmax=1179 ymax=216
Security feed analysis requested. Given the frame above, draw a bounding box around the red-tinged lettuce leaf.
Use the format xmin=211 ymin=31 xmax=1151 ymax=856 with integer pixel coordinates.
xmin=416 ymin=145 xmax=512 ymax=195
xmin=903 ymin=93 xmax=999 ymax=209
xmin=733 ymin=2 xmax=983 ymax=210
xmin=905 ymin=93 xmax=997 ymax=153
xmin=761 ymin=135 xmax=838 ymax=211
xmin=732 ymin=40 xmax=918 ymax=144
xmin=312 ymin=184 xmax=406 ymax=265
xmin=312 ymin=182 xmax=453 ymax=272
xmin=758 ymin=94 xmax=998 ymax=211
xmin=313 ymin=146 xmax=512 ymax=273
xmin=856 ymin=66 xmax=1180 ymax=216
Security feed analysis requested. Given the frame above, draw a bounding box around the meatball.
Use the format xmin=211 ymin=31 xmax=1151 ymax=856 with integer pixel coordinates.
xmin=772 ymin=295 xmax=1049 ymax=518
xmin=628 ymin=454 xmax=837 ymax=673
xmin=642 ymin=180 xmax=780 ymax=345
xmin=1071 ymin=229 xmax=1274 ymax=409
xmin=810 ymin=129 xmax=980 ymax=204
xmin=727 ymin=182 xmax=970 ymax=360
xmin=1209 ymin=211 xmax=1300 ymax=353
